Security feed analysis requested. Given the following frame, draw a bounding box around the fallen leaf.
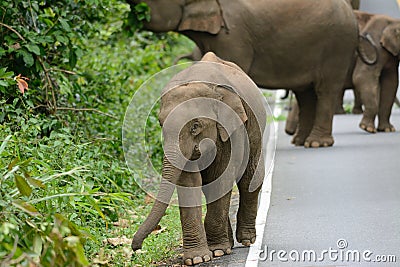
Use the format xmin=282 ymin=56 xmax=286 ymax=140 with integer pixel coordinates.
xmin=102 ymin=235 xmax=131 ymax=247
xmin=152 ymin=226 xmax=166 ymax=235
xmin=11 ymin=43 xmax=21 ymax=50
xmin=92 ymin=258 xmax=109 ymax=265
xmin=145 ymin=194 xmax=154 ymax=204
xmin=113 ymin=218 xmax=131 ymax=228
xmin=133 ymin=249 xmax=147 ymax=254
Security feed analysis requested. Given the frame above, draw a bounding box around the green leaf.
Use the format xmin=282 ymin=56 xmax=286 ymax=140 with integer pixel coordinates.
xmin=0 ymin=135 xmax=12 ymax=155
xmin=0 ymin=68 xmax=14 ymax=79
xmin=14 ymin=175 xmax=33 ymax=197
xmin=33 ymin=234 xmax=42 ymax=255
xmin=73 ymin=242 xmax=89 ymax=266
xmin=69 ymin=49 xmax=77 ymax=68
xmin=17 ymin=50 xmax=34 ymax=67
xmin=55 ymin=34 xmax=69 ymax=45
xmin=0 ymin=80 xmax=9 ymax=87
xmin=26 ymin=174 xmax=46 ymax=189
xmin=12 ymin=200 xmax=40 ymax=216
xmin=8 ymin=158 xmax=19 ymax=171
xmin=59 ymin=18 xmax=71 ymax=32
xmin=26 ymin=44 xmax=41 ymax=55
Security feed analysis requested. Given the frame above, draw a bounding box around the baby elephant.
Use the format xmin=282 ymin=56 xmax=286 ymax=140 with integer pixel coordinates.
xmin=131 ymin=52 xmax=266 ymax=265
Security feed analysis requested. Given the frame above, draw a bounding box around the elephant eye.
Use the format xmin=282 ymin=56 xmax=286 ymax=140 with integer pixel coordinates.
xmin=190 ymin=121 xmax=201 ymax=135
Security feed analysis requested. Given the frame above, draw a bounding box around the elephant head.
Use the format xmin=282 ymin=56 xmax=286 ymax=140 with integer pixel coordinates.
xmin=345 ymin=0 xmax=360 ymax=10
xmin=128 ymin=0 xmax=224 ymax=34
xmin=357 ymin=17 xmax=400 ymax=64
xmin=131 ymin=78 xmax=248 ymax=251
xmin=380 ymin=21 xmax=400 ymax=59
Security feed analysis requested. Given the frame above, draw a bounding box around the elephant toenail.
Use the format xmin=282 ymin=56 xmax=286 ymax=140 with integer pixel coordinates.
xmin=203 ymin=255 xmax=211 ymax=262
xmin=226 ymin=248 xmax=232 ymax=254
xmin=311 ymin=141 xmax=320 ymax=148
xmin=304 ymin=142 xmax=310 ymax=148
xmin=184 ymin=259 xmax=193 ymax=266
xmin=214 ymin=250 xmax=224 ymax=257
xmin=193 ymin=256 xmax=203 ymax=265
xmin=242 ymin=239 xmax=251 ymax=246
xmin=251 ymin=237 xmax=256 ymax=243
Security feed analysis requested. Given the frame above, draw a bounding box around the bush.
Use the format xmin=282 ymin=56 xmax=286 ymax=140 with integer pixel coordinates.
xmin=1 ymin=0 xmax=195 ymax=265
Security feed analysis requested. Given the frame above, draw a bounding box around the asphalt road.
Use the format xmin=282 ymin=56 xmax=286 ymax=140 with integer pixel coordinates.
xmin=208 ymin=103 xmax=400 ymax=266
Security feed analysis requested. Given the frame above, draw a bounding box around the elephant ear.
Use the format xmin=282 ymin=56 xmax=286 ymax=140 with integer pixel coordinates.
xmin=214 ymin=84 xmax=247 ymax=142
xmin=358 ymin=33 xmax=378 ymax=65
xmin=178 ymin=0 xmax=223 ymax=34
xmin=380 ymin=25 xmax=400 ymax=57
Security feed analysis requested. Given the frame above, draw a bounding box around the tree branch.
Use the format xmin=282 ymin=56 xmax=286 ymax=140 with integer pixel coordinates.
xmin=57 ymin=107 xmax=118 ymax=119
xmin=48 ymin=68 xmax=77 ymax=75
xmin=0 ymin=22 xmax=25 ymax=41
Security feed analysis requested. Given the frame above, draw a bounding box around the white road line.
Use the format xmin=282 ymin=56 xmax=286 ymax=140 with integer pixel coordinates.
xmin=245 ymin=90 xmax=285 ymax=266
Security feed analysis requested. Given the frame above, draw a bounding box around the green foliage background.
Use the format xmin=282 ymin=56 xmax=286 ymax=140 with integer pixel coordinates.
xmin=0 ymin=0 xmax=195 ymax=265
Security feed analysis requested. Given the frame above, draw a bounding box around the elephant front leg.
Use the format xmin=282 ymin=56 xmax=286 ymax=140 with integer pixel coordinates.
xmin=377 ymin=67 xmax=398 ymax=132
xmin=352 ymin=88 xmax=363 ymax=114
xmin=353 ymin=69 xmax=380 ymax=133
xmin=304 ymin=89 xmax=336 ymax=148
xmin=177 ymin=171 xmax=212 ymax=265
xmin=236 ymin=151 xmax=264 ymax=246
xmin=292 ymin=89 xmax=316 ymax=146
xmin=204 ymin=192 xmax=234 ymax=258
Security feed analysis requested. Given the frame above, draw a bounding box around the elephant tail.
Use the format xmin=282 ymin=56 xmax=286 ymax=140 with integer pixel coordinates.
xmin=357 ymin=33 xmax=378 ymax=65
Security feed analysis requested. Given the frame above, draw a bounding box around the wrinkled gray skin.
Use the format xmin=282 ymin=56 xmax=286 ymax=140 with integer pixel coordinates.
xmin=353 ymin=12 xmax=400 ymax=133
xmin=285 ymin=11 xmax=400 ymax=135
xmin=131 ymin=52 xmax=266 ymax=265
xmin=127 ymin=0 xmax=358 ymax=148
xmin=173 ymin=46 xmax=202 ymax=65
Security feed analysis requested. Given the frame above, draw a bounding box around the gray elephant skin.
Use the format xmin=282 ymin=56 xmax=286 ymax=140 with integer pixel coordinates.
xmin=354 ymin=11 xmax=400 ymax=133
xmin=286 ymin=11 xmax=400 ymax=136
xmin=131 ymin=52 xmax=266 ymax=265
xmin=127 ymin=0 xmax=358 ymax=148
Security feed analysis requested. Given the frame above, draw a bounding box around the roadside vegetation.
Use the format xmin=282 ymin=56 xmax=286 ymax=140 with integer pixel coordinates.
xmin=0 ymin=1 xmax=194 ymax=265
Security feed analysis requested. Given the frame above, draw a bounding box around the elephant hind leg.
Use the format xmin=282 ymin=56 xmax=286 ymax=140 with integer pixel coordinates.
xmin=292 ymin=88 xmax=316 ymax=146
xmin=377 ymin=66 xmax=398 ymax=132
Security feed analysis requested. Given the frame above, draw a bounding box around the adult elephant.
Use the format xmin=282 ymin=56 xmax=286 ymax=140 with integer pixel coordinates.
xmin=285 ymin=11 xmax=400 ymax=135
xmin=131 ymin=52 xmax=266 ymax=265
xmin=127 ymin=0 xmax=358 ymax=148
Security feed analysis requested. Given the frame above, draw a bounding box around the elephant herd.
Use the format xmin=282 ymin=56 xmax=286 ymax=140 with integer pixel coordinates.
xmin=126 ymin=0 xmax=400 ymax=265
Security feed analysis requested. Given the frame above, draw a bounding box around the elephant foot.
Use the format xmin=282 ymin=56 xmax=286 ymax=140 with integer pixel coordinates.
xmin=352 ymin=107 xmax=363 ymax=114
xmin=335 ymin=106 xmax=346 ymax=115
xmin=377 ymin=124 xmax=396 ymax=133
xmin=236 ymin=227 xmax=256 ymax=247
xmin=304 ymin=135 xmax=334 ymax=148
xmin=359 ymin=122 xmax=376 ymax=133
xmin=183 ymin=248 xmax=212 ymax=266
xmin=291 ymin=134 xmax=307 ymax=146
xmin=208 ymin=243 xmax=232 ymax=258
xmin=285 ymin=126 xmax=296 ymax=136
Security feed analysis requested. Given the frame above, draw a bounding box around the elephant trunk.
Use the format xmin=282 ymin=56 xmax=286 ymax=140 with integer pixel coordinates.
xmin=131 ymin=156 xmax=181 ymax=251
